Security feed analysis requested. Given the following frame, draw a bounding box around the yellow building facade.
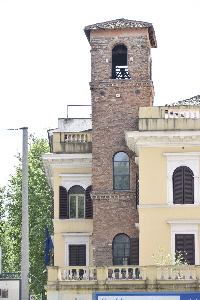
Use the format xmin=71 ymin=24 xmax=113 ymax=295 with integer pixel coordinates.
xmin=42 ymin=19 xmax=200 ymax=300
xmin=126 ymin=105 xmax=200 ymax=266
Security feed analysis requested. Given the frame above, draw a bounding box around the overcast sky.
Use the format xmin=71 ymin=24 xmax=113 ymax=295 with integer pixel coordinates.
xmin=0 ymin=0 xmax=200 ymax=185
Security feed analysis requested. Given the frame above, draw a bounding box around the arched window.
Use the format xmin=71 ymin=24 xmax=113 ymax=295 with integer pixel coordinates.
xmin=173 ymin=166 xmax=194 ymax=204
xmin=113 ymin=234 xmax=130 ymax=265
xmin=59 ymin=185 xmax=93 ymax=219
xmin=112 ymin=44 xmax=131 ymax=79
xmin=69 ymin=185 xmax=85 ymax=218
xmin=113 ymin=152 xmax=130 ymax=190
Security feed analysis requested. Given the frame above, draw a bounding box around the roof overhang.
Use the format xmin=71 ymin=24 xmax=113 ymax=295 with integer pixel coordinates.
xmin=84 ymin=18 xmax=157 ymax=48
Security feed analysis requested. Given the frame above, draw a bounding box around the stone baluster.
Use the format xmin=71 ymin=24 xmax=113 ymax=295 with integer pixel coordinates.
xmin=161 ymin=267 xmax=164 ymax=280
xmin=168 ymin=267 xmax=172 ymax=279
xmin=189 ymin=267 xmax=193 ymax=280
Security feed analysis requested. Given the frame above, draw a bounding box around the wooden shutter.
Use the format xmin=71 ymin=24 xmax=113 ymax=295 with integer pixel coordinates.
xmin=184 ymin=167 xmax=194 ymax=204
xmin=51 ymin=190 xmax=54 ymax=219
xmin=85 ymin=185 xmax=93 ymax=219
xmin=175 ymin=234 xmax=195 ymax=265
xmin=69 ymin=245 xmax=86 ymax=266
xmin=59 ymin=186 xmax=68 ymax=219
xmin=136 ymin=173 xmax=139 ymax=209
xmin=173 ymin=166 xmax=194 ymax=204
xmin=173 ymin=167 xmax=184 ymax=204
xmin=130 ymin=238 xmax=139 ymax=265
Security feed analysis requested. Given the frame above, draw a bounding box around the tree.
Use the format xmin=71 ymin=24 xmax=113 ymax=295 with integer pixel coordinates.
xmin=0 ymin=135 xmax=53 ymax=298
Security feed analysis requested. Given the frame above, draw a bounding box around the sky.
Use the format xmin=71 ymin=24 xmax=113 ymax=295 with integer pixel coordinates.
xmin=0 ymin=0 xmax=200 ymax=185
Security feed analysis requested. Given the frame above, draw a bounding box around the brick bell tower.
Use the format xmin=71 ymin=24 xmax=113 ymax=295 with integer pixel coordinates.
xmin=84 ymin=19 xmax=157 ymax=266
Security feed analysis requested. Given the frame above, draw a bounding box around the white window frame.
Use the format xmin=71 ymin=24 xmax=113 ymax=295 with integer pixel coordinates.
xmin=163 ymin=153 xmax=199 ymax=205
xmin=62 ymin=232 xmax=92 ymax=266
xmin=69 ymin=194 xmax=85 ymax=219
xmin=167 ymin=220 xmax=199 ymax=265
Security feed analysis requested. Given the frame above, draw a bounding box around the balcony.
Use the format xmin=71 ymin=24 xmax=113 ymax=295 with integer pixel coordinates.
xmin=50 ymin=131 xmax=92 ymax=153
xmin=139 ymin=106 xmax=200 ymax=131
xmin=46 ymin=265 xmax=200 ymax=292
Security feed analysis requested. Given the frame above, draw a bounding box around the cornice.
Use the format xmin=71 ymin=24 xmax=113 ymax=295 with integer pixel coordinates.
xmin=167 ymin=220 xmax=200 ymax=224
xmin=125 ymin=130 xmax=200 ymax=155
xmin=42 ymin=153 xmax=92 ymax=189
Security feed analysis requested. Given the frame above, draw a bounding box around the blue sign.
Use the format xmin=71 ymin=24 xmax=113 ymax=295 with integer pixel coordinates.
xmin=93 ymin=292 xmax=200 ymax=300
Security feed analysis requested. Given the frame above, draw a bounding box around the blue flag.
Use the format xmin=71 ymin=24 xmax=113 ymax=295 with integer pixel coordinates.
xmin=44 ymin=227 xmax=54 ymax=266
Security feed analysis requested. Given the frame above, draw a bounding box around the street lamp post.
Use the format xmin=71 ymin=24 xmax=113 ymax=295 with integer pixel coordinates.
xmin=21 ymin=127 xmax=29 ymax=300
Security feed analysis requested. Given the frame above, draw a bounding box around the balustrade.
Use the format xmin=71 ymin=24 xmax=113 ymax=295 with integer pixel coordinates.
xmin=107 ymin=266 xmax=144 ymax=280
xmin=157 ymin=265 xmax=196 ymax=280
xmin=165 ymin=108 xmax=199 ymax=119
xmin=59 ymin=266 xmax=96 ymax=281
xmin=65 ymin=133 xmax=88 ymax=143
xmin=50 ymin=265 xmax=198 ymax=283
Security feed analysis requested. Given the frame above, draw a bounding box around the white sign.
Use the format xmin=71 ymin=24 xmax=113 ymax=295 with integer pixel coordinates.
xmin=97 ymin=297 xmax=180 ymax=300
xmin=0 ymin=279 xmax=21 ymax=300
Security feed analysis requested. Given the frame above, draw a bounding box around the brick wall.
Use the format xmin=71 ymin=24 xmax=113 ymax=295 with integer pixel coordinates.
xmin=90 ymin=32 xmax=154 ymax=266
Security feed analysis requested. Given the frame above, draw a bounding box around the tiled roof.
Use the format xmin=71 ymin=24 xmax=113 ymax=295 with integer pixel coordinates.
xmin=166 ymin=95 xmax=200 ymax=106
xmin=84 ymin=18 xmax=157 ymax=47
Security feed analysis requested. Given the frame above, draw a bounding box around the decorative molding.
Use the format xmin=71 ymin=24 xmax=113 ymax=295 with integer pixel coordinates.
xmin=62 ymin=232 xmax=92 ymax=236
xmin=167 ymin=220 xmax=200 ymax=224
xmin=138 ymin=204 xmax=200 ymax=208
xmin=164 ymin=153 xmax=199 ymax=205
xmin=59 ymin=173 xmax=92 ymax=190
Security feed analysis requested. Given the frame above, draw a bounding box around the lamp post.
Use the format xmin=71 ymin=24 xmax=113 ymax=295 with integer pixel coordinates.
xmin=21 ymin=127 xmax=29 ymax=300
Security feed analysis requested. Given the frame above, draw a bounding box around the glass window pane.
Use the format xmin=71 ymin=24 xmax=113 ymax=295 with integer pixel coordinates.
xmin=69 ymin=186 xmax=85 ymax=194
xmin=113 ymin=152 xmax=130 ymax=190
xmin=114 ymin=152 xmax=129 ymax=162
xmin=113 ymin=234 xmax=130 ymax=266
xmin=114 ymin=162 xmax=129 ymax=175
xmin=122 ymin=176 xmax=130 ymax=189
xmin=114 ymin=176 xmax=121 ymax=190
xmin=70 ymin=196 xmax=76 ymax=218
xmin=78 ymin=196 xmax=84 ymax=218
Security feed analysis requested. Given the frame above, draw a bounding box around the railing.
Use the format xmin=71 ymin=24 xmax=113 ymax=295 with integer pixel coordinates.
xmin=48 ymin=265 xmax=199 ymax=283
xmin=157 ymin=265 xmax=196 ymax=280
xmin=65 ymin=133 xmax=89 ymax=143
xmin=165 ymin=108 xmax=199 ymax=119
xmin=58 ymin=266 xmax=97 ymax=281
xmin=107 ymin=266 xmax=145 ymax=280
xmin=138 ymin=106 xmax=200 ymax=131
xmin=115 ymin=66 xmax=131 ymax=79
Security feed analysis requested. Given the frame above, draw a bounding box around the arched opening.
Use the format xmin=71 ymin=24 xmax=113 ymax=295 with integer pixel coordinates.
xmin=112 ymin=44 xmax=130 ymax=79
xmin=113 ymin=234 xmax=130 ymax=265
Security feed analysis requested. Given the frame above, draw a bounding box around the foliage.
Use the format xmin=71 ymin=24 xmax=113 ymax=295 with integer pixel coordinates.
xmin=0 ymin=135 xmax=53 ymax=298
xmin=152 ymin=247 xmax=188 ymax=266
